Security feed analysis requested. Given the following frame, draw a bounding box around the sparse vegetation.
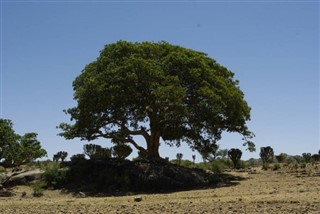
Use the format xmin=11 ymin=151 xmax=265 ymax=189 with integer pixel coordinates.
xmin=32 ymin=184 xmax=44 ymax=197
xmin=302 ymin=153 xmax=312 ymax=163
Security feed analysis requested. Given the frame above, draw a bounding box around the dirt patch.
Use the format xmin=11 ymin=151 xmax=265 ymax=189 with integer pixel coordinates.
xmin=0 ymin=169 xmax=319 ymax=213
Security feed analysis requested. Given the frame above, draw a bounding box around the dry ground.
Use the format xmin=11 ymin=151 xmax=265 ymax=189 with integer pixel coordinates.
xmin=0 ymin=168 xmax=319 ymax=214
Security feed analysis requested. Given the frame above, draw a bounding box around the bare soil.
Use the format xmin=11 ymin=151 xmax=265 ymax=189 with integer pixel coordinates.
xmin=0 ymin=167 xmax=319 ymax=214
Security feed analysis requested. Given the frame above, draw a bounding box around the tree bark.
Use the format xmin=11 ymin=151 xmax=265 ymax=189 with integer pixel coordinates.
xmin=146 ymin=130 xmax=161 ymax=159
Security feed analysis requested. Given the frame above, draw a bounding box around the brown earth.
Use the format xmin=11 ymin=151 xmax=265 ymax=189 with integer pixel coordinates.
xmin=0 ymin=167 xmax=319 ymax=214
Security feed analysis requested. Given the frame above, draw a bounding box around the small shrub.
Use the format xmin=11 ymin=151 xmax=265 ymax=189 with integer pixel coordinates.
xmin=302 ymin=153 xmax=312 ymax=163
xmin=210 ymin=160 xmax=227 ymax=174
xmin=275 ymin=153 xmax=287 ymax=163
xmin=43 ymin=162 xmax=67 ymax=188
xmin=273 ymin=163 xmax=280 ymax=171
xmin=32 ymin=184 xmax=44 ymax=197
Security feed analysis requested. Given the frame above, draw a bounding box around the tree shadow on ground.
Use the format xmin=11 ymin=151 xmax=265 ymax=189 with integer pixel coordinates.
xmin=57 ymin=159 xmax=248 ymax=197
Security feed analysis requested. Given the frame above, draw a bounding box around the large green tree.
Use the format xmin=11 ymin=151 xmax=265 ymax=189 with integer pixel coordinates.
xmin=0 ymin=119 xmax=47 ymax=166
xmin=59 ymin=41 xmax=254 ymax=159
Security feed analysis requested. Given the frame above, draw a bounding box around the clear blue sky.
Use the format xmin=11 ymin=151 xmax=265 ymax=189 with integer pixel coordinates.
xmin=1 ymin=1 xmax=319 ymax=161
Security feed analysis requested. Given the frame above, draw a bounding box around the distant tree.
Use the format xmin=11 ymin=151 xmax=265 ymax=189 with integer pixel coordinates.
xmin=312 ymin=154 xmax=320 ymax=162
xmin=228 ymin=148 xmax=242 ymax=169
xmin=70 ymin=154 xmax=86 ymax=162
xmin=176 ymin=153 xmax=183 ymax=165
xmin=83 ymin=144 xmax=112 ymax=160
xmin=302 ymin=153 xmax=312 ymax=163
xmin=83 ymin=144 xmax=99 ymax=159
xmin=112 ymin=143 xmax=132 ymax=160
xmin=94 ymin=146 xmax=112 ymax=160
xmin=16 ymin=133 xmax=47 ymax=164
xmin=53 ymin=154 xmax=59 ymax=162
xmin=0 ymin=119 xmax=47 ymax=167
xmin=275 ymin=153 xmax=287 ymax=163
xmin=54 ymin=151 xmax=68 ymax=162
xmin=58 ymin=41 xmax=255 ymax=160
xmin=216 ymin=149 xmax=229 ymax=159
xmin=192 ymin=154 xmax=196 ymax=164
xmin=260 ymin=146 xmax=274 ymax=166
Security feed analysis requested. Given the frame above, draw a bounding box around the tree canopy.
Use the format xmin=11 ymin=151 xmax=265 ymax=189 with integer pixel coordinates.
xmin=0 ymin=119 xmax=47 ymax=166
xmin=59 ymin=41 xmax=254 ymax=159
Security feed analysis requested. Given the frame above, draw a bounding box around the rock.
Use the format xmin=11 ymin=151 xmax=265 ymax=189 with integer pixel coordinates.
xmin=76 ymin=192 xmax=86 ymax=198
xmin=134 ymin=196 xmax=143 ymax=202
xmin=3 ymin=169 xmax=43 ymax=187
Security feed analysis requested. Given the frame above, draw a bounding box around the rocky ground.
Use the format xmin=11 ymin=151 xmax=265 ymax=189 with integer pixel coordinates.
xmin=0 ymin=165 xmax=319 ymax=214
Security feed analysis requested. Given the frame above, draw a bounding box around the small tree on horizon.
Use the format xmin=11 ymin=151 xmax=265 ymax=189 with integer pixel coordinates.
xmin=192 ymin=154 xmax=196 ymax=164
xmin=176 ymin=153 xmax=183 ymax=165
xmin=228 ymin=148 xmax=242 ymax=169
xmin=260 ymin=146 xmax=274 ymax=168
xmin=54 ymin=151 xmax=68 ymax=162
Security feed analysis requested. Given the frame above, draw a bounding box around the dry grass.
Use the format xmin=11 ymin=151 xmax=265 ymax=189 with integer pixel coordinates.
xmin=0 ymin=165 xmax=319 ymax=213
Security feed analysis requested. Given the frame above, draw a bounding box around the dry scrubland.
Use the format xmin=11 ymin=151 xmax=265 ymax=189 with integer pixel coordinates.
xmin=1 ymin=165 xmax=319 ymax=214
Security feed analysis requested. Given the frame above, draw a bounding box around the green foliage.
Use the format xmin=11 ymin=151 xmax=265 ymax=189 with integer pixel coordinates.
xmin=302 ymin=153 xmax=312 ymax=163
xmin=312 ymin=154 xmax=320 ymax=162
xmin=84 ymin=144 xmax=112 ymax=160
xmin=228 ymin=148 xmax=242 ymax=169
xmin=70 ymin=154 xmax=86 ymax=162
xmin=210 ymin=160 xmax=228 ymax=174
xmin=32 ymin=184 xmax=44 ymax=197
xmin=195 ymin=141 xmax=219 ymax=162
xmin=170 ymin=159 xmax=194 ymax=168
xmin=59 ymin=41 xmax=254 ymax=159
xmin=260 ymin=146 xmax=274 ymax=167
xmin=0 ymin=119 xmax=47 ymax=167
xmin=43 ymin=162 xmax=67 ymax=188
xmin=275 ymin=153 xmax=287 ymax=163
xmin=216 ymin=149 xmax=228 ymax=159
xmin=53 ymin=151 xmax=68 ymax=162
xmin=112 ymin=143 xmax=132 ymax=160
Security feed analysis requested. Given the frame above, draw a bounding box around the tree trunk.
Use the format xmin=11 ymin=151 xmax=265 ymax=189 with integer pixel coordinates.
xmin=146 ymin=130 xmax=161 ymax=160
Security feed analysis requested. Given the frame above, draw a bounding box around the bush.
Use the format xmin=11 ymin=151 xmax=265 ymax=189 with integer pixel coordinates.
xmin=273 ymin=163 xmax=280 ymax=171
xmin=275 ymin=153 xmax=287 ymax=163
xmin=43 ymin=162 xmax=67 ymax=188
xmin=210 ymin=160 xmax=227 ymax=174
xmin=32 ymin=184 xmax=44 ymax=197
